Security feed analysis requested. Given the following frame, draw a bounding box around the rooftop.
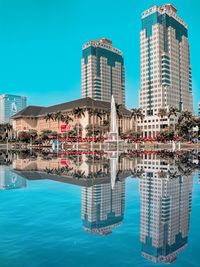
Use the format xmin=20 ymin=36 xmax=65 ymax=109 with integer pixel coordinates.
xmin=82 ymin=38 xmax=122 ymax=56
xmin=141 ymin=4 xmax=187 ymax=28
xmin=12 ymin=97 xmax=131 ymax=119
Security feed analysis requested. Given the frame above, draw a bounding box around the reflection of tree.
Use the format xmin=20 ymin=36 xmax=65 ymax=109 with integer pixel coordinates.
xmin=130 ymin=168 xmax=144 ymax=178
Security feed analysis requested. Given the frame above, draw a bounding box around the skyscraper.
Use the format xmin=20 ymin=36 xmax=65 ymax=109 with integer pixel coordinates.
xmin=0 ymin=94 xmax=27 ymax=124
xmin=138 ymin=4 xmax=193 ymax=136
xmin=81 ymin=38 xmax=125 ymax=105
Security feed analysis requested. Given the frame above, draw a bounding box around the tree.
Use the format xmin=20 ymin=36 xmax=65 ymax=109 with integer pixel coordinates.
xmin=115 ymin=103 xmax=123 ymax=119
xmin=0 ymin=123 xmax=13 ymax=140
xmin=168 ymin=106 xmax=179 ymax=133
xmin=64 ymin=115 xmax=73 ymax=124
xmin=73 ymin=107 xmax=85 ymax=119
xmin=157 ymin=108 xmax=167 ymax=131
xmin=131 ymin=108 xmax=144 ymax=121
xmin=168 ymin=106 xmax=179 ymax=118
xmin=40 ymin=129 xmax=52 ymax=140
xmin=18 ymin=131 xmax=31 ymax=142
xmin=29 ymin=130 xmax=38 ymax=144
xmin=44 ymin=113 xmax=54 ymax=128
xmin=178 ymin=110 xmax=193 ymax=124
xmin=54 ymin=111 xmax=64 ymax=130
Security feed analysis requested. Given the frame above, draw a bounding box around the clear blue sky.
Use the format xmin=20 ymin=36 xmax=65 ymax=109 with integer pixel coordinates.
xmin=0 ymin=0 xmax=199 ymax=112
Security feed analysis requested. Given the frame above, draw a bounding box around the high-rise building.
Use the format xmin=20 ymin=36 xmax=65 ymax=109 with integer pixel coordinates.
xmin=138 ymin=4 xmax=193 ymax=137
xmin=0 ymin=94 xmax=27 ymax=124
xmin=81 ymin=38 xmax=125 ymax=105
xmin=138 ymin=154 xmax=193 ymax=263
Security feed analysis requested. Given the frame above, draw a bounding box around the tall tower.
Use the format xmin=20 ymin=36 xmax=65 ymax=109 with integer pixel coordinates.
xmin=81 ymin=38 xmax=125 ymax=105
xmin=139 ymin=4 xmax=193 ymax=116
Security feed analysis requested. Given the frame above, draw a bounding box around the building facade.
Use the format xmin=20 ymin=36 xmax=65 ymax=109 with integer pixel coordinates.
xmin=12 ymin=97 xmax=133 ymax=137
xmin=0 ymin=94 xmax=27 ymax=124
xmin=138 ymin=4 xmax=193 ymax=137
xmin=82 ymin=38 xmax=125 ymax=106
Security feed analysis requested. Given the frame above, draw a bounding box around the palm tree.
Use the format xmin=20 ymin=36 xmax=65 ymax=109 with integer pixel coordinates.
xmin=73 ymin=107 xmax=85 ymax=119
xmin=54 ymin=111 xmax=64 ymax=130
xmin=157 ymin=108 xmax=167 ymax=131
xmin=115 ymin=103 xmax=123 ymax=119
xmin=29 ymin=129 xmax=38 ymax=145
xmin=168 ymin=106 xmax=179 ymax=118
xmin=131 ymin=108 xmax=144 ymax=121
xmin=168 ymin=106 xmax=179 ymax=133
xmin=64 ymin=115 xmax=73 ymax=124
xmin=178 ymin=110 xmax=193 ymax=124
xmin=44 ymin=113 xmax=54 ymax=129
xmin=63 ymin=115 xmax=73 ymax=140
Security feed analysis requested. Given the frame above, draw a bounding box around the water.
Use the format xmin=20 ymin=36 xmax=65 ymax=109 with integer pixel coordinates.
xmin=0 ymin=150 xmax=199 ymax=267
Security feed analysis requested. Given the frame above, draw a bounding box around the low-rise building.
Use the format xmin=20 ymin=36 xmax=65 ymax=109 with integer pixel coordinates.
xmin=12 ymin=97 xmax=134 ymax=137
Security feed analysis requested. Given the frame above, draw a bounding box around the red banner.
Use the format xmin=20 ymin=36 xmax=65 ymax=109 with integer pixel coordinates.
xmin=60 ymin=124 xmax=70 ymax=132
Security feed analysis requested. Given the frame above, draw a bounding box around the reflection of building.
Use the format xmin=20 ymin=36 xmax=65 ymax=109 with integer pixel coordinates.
xmin=82 ymin=38 xmax=125 ymax=105
xmin=138 ymin=154 xmax=193 ymax=263
xmin=0 ymin=166 xmax=26 ymax=190
xmin=0 ymin=94 xmax=27 ymax=124
xmin=81 ymin=180 xmax=125 ymax=235
xmin=138 ymin=4 xmax=193 ymax=137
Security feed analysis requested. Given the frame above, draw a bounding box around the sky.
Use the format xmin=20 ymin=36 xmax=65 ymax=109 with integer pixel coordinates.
xmin=0 ymin=0 xmax=199 ymax=112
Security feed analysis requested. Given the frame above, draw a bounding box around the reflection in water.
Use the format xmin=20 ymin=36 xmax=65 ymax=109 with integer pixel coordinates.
xmin=0 ymin=150 xmax=199 ymax=263
xmin=81 ymin=181 xmax=125 ymax=236
xmin=138 ymin=154 xmax=193 ymax=263
xmin=82 ymin=151 xmax=125 ymax=236
xmin=0 ymin=165 xmax=26 ymax=190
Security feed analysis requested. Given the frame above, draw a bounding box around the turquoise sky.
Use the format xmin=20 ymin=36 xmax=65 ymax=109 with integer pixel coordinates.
xmin=0 ymin=0 xmax=199 ymax=112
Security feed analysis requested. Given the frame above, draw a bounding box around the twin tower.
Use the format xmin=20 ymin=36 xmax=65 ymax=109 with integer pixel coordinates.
xmin=81 ymin=4 xmax=193 ymax=114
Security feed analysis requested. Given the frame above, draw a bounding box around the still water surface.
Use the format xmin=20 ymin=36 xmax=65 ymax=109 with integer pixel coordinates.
xmin=0 ymin=150 xmax=199 ymax=267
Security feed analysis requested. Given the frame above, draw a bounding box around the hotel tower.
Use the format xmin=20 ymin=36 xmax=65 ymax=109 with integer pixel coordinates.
xmin=138 ymin=4 xmax=193 ymax=136
xmin=81 ymin=38 xmax=125 ymax=105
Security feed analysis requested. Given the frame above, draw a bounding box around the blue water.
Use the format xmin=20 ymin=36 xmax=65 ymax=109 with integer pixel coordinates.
xmin=0 ymin=170 xmax=199 ymax=267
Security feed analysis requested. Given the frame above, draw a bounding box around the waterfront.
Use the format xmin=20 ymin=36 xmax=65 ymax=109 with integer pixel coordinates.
xmin=0 ymin=150 xmax=199 ymax=267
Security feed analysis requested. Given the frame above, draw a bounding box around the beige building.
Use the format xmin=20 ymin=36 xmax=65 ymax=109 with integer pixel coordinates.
xmin=82 ymin=38 xmax=125 ymax=106
xmin=138 ymin=4 xmax=194 ymax=137
xmin=12 ymin=97 xmax=134 ymax=137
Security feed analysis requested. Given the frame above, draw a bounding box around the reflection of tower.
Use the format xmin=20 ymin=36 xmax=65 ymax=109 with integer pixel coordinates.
xmin=81 ymin=180 xmax=125 ymax=235
xmin=139 ymin=155 xmax=193 ymax=263
xmin=0 ymin=166 xmax=27 ymax=190
xmin=110 ymin=151 xmax=118 ymax=190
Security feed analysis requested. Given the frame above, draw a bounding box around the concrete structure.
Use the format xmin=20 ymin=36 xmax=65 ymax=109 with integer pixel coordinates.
xmin=138 ymin=154 xmax=193 ymax=263
xmin=12 ymin=97 xmax=133 ymax=137
xmin=138 ymin=4 xmax=193 ymax=137
xmin=82 ymin=38 xmax=125 ymax=105
xmin=198 ymin=102 xmax=200 ymax=116
xmin=0 ymin=94 xmax=27 ymax=124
